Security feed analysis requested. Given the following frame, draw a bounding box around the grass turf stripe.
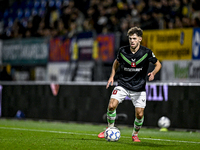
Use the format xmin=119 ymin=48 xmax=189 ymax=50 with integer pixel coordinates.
xmin=0 ymin=126 xmax=199 ymax=144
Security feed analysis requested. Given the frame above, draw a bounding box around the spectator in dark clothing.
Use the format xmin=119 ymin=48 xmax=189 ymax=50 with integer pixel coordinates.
xmin=1 ymin=0 xmax=200 ymax=40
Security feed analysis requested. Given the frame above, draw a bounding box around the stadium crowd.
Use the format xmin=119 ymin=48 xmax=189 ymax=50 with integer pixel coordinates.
xmin=1 ymin=0 xmax=200 ymax=40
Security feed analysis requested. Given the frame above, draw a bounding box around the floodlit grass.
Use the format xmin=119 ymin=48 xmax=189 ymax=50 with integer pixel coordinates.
xmin=0 ymin=119 xmax=200 ymax=150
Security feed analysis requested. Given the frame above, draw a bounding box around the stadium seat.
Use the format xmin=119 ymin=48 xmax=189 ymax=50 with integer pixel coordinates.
xmin=38 ymin=8 xmax=46 ymax=17
xmin=17 ymin=9 xmax=24 ymax=19
xmin=22 ymin=19 xmax=28 ymax=27
xmin=49 ymin=0 xmax=55 ymax=7
xmin=32 ymin=8 xmax=39 ymax=16
xmin=8 ymin=18 xmax=14 ymax=27
xmin=3 ymin=9 xmax=9 ymax=19
xmin=41 ymin=0 xmax=47 ymax=8
xmin=26 ymin=0 xmax=34 ymax=9
xmin=63 ymin=0 xmax=69 ymax=6
xmin=34 ymin=0 xmax=41 ymax=9
xmin=5 ymin=28 xmax=12 ymax=36
xmin=24 ymin=9 xmax=31 ymax=18
xmin=55 ymin=0 xmax=62 ymax=9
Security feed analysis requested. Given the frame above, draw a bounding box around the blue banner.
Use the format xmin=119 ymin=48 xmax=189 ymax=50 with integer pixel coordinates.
xmin=192 ymin=28 xmax=200 ymax=59
xmin=77 ymin=32 xmax=94 ymax=61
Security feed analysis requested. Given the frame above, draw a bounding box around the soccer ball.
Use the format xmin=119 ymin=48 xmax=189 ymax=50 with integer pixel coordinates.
xmin=104 ymin=127 xmax=121 ymax=142
xmin=158 ymin=116 xmax=171 ymax=128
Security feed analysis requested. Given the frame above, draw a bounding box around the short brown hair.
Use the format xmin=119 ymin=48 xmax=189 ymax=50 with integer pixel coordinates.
xmin=127 ymin=27 xmax=143 ymax=37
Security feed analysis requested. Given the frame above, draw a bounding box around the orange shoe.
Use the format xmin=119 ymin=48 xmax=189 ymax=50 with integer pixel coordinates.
xmin=132 ymin=135 xmax=141 ymax=142
xmin=98 ymin=131 xmax=105 ymax=138
xmin=98 ymin=127 xmax=108 ymax=138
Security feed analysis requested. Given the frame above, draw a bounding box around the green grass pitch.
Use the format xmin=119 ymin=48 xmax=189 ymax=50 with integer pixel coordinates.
xmin=0 ymin=119 xmax=199 ymax=150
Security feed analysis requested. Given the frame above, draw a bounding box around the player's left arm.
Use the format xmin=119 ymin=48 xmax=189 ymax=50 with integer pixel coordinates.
xmin=148 ymin=60 xmax=162 ymax=81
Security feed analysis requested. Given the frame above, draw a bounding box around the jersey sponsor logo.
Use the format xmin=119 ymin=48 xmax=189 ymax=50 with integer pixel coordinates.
xmin=131 ymin=58 xmax=136 ymax=62
xmin=124 ymin=67 xmax=142 ymax=72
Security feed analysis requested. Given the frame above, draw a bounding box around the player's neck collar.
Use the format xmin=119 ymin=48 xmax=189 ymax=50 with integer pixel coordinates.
xmin=130 ymin=45 xmax=140 ymax=54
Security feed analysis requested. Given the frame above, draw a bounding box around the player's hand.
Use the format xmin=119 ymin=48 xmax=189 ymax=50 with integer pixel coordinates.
xmin=106 ymin=77 xmax=114 ymax=89
xmin=148 ymin=72 xmax=155 ymax=81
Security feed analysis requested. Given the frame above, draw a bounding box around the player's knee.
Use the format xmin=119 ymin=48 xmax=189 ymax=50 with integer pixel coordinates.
xmin=108 ymin=104 xmax=116 ymax=111
xmin=108 ymin=99 xmax=118 ymax=111
xmin=136 ymin=113 xmax=143 ymax=120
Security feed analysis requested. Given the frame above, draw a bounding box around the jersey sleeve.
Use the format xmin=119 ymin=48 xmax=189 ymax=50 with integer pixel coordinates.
xmin=148 ymin=50 xmax=158 ymax=64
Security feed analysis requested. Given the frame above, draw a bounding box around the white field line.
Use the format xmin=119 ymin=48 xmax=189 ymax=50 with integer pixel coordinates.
xmin=0 ymin=126 xmax=200 ymax=144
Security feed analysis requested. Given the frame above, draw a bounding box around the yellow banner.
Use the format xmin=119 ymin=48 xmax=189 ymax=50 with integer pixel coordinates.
xmin=142 ymin=28 xmax=193 ymax=61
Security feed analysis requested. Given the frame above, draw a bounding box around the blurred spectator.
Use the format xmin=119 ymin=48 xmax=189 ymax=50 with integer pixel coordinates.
xmin=74 ymin=0 xmax=90 ymax=16
xmin=130 ymin=2 xmax=140 ymax=24
xmin=74 ymin=9 xmax=85 ymax=32
xmin=25 ymin=29 xmax=32 ymax=37
xmin=36 ymin=18 xmax=46 ymax=37
xmin=181 ymin=0 xmax=191 ymax=18
xmin=11 ymin=19 xmax=26 ymax=38
xmin=43 ymin=28 xmax=52 ymax=37
xmin=32 ymin=15 xmax=42 ymax=35
xmin=161 ymin=0 xmax=171 ymax=22
xmin=140 ymin=13 xmax=151 ymax=29
xmin=119 ymin=19 xmax=129 ymax=46
xmin=25 ymin=20 xmax=33 ymax=37
xmin=61 ymin=6 xmax=72 ymax=30
xmin=169 ymin=0 xmax=182 ymax=20
xmin=1 ymin=0 xmax=200 ymax=40
xmin=96 ymin=6 xmax=108 ymax=33
xmin=49 ymin=6 xmax=60 ymax=28
xmin=182 ymin=16 xmax=191 ymax=27
xmin=83 ymin=18 xmax=95 ymax=32
xmin=174 ymin=16 xmax=183 ymax=28
xmin=51 ymin=27 xmax=59 ymax=38
xmin=167 ymin=20 xmax=175 ymax=29
xmin=191 ymin=0 xmax=200 ymax=20
xmin=68 ymin=21 xmax=77 ymax=38
xmin=57 ymin=19 xmax=68 ymax=35
xmin=107 ymin=15 xmax=120 ymax=32
xmin=191 ymin=17 xmax=200 ymax=27
xmin=116 ymin=2 xmax=130 ymax=19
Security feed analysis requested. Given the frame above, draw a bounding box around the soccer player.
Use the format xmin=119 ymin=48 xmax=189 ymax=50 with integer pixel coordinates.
xmin=98 ymin=27 xmax=162 ymax=142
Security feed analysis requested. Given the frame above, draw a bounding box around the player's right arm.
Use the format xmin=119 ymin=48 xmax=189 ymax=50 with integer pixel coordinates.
xmin=106 ymin=59 xmax=120 ymax=89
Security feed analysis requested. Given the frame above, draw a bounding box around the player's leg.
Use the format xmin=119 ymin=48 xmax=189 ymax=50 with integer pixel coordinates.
xmin=98 ymin=86 xmax=127 ymax=138
xmin=132 ymin=107 xmax=144 ymax=142
xmin=107 ymin=86 xmax=128 ymax=127
xmin=130 ymin=91 xmax=146 ymax=142
xmin=107 ymin=98 xmax=119 ymax=127
xmin=98 ymin=98 xmax=119 ymax=138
